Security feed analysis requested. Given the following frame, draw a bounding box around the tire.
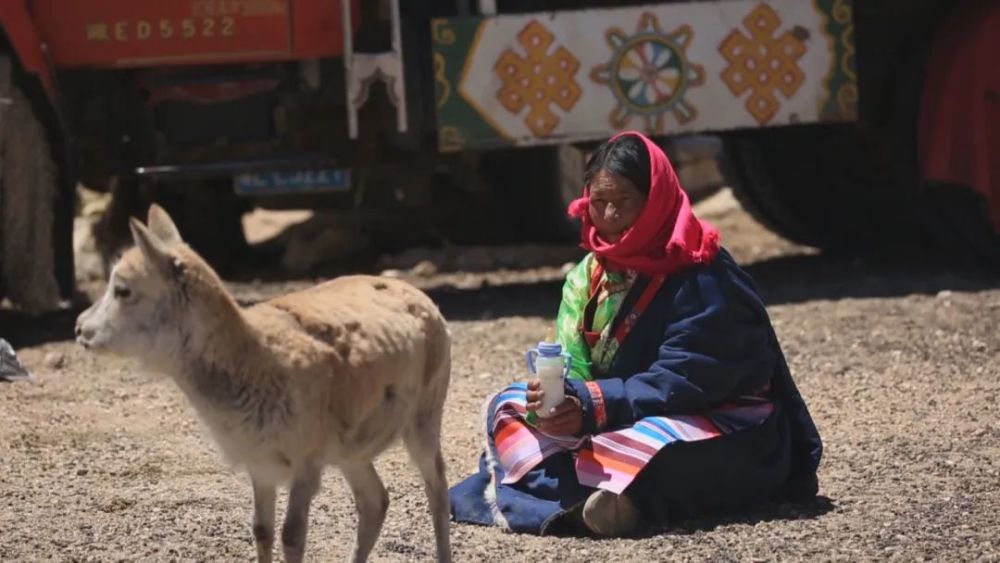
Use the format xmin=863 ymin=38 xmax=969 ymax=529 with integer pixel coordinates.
xmin=722 ymin=123 xmax=913 ymax=250
xmin=551 ymin=143 xmax=586 ymax=241
xmin=483 ymin=144 xmax=584 ymax=243
xmin=0 ymin=54 xmax=68 ymax=314
xmin=146 ymin=180 xmax=251 ymax=276
xmin=917 ymin=183 xmax=1000 ymax=268
xmin=905 ymin=1 xmax=1000 ymax=268
xmin=94 ymin=176 xmax=252 ymax=277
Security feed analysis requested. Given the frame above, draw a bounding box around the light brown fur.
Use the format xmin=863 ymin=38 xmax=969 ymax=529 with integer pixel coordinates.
xmin=75 ymin=205 xmax=452 ymax=563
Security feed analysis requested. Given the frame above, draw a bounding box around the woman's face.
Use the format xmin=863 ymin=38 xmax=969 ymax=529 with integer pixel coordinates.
xmin=588 ymin=169 xmax=647 ymax=243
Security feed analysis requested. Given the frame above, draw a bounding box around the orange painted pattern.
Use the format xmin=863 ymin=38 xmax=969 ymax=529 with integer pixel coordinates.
xmin=495 ymin=20 xmax=581 ymax=138
xmin=719 ymin=3 xmax=807 ymax=125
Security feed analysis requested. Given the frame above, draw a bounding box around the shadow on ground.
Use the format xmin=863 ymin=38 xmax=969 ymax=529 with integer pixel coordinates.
xmin=0 ymin=304 xmax=87 ymax=349
xmin=654 ymin=495 xmax=838 ymax=537
xmin=426 ymin=250 xmax=998 ymax=321
xmin=3 ymin=247 xmax=997 ymax=347
xmin=541 ymin=495 xmax=837 ymax=540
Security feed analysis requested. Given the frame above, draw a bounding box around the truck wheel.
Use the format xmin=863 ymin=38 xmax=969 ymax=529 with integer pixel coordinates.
xmin=906 ymin=0 xmax=1000 ymax=268
xmin=484 ymin=144 xmax=584 ymax=243
xmin=548 ymin=143 xmax=586 ymax=241
xmin=722 ymin=123 xmax=913 ymax=250
xmin=146 ymin=180 xmax=251 ymax=276
xmin=0 ymin=54 xmax=68 ymax=314
xmin=918 ymin=183 xmax=1000 ymax=267
xmin=93 ymin=177 xmax=251 ymax=277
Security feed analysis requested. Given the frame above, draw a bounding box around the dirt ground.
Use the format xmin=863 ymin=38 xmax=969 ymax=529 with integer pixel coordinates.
xmin=2 ymin=190 xmax=998 ymax=562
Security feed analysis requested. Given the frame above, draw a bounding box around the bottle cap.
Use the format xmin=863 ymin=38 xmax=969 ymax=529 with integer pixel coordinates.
xmin=536 ymin=341 xmax=563 ymax=357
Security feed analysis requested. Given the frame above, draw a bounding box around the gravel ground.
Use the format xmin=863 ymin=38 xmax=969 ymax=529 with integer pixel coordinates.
xmin=1 ymin=194 xmax=998 ymax=562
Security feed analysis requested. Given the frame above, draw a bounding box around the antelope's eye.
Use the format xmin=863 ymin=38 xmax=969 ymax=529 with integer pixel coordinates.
xmin=113 ymin=286 xmax=132 ymax=300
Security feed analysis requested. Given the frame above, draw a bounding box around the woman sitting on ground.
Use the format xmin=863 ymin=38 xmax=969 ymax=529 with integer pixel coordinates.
xmin=448 ymin=131 xmax=823 ymax=537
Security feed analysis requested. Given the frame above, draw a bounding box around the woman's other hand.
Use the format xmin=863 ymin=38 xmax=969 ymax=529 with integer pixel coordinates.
xmin=527 ymin=379 xmax=583 ymax=435
xmin=538 ymin=396 xmax=583 ymax=436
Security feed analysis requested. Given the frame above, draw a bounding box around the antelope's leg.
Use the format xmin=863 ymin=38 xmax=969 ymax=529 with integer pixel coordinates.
xmin=341 ymin=461 xmax=389 ymax=563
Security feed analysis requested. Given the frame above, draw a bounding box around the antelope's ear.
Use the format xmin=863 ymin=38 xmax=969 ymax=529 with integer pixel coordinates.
xmin=147 ymin=204 xmax=183 ymax=246
xmin=130 ymin=217 xmax=179 ymax=278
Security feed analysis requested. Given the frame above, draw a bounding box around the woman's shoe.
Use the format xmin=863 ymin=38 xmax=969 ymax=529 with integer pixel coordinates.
xmin=582 ymin=489 xmax=640 ymax=537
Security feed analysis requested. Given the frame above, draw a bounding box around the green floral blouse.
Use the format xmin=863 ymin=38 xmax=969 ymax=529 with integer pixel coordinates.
xmin=554 ymin=253 xmax=637 ymax=381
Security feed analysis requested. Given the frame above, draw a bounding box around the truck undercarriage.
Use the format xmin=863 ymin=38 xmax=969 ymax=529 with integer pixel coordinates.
xmin=0 ymin=0 xmax=995 ymax=314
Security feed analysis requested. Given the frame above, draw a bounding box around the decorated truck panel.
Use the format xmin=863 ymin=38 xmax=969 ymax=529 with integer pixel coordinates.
xmin=0 ymin=0 xmax=996 ymax=317
xmin=432 ymin=0 xmax=856 ymax=151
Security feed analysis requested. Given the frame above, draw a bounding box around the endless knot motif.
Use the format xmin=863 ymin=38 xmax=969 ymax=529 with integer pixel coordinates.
xmin=591 ymin=12 xmax=705 ymax=133
xmin=495 ymin=20 xmax=581 ymax=137
xmin=719 ymin=4 xmax=807 ymax=125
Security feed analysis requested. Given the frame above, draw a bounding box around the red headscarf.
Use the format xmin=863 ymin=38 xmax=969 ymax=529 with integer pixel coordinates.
xmin=567 ymin=130 xmax=720 ymax=276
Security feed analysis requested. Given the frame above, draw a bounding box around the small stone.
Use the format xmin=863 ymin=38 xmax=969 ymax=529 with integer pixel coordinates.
xmin=44 ymin=352 xmax=66 ymax=370
xmin=380 ymin=269 xmax=403 ymax=278
xmin=410 ymin=260 xmax=438 ymax=277
xmin=476 ymin=372 xmax=492 ymax=380
xmin=76 ymin=469 xmax=89 ymax=476
xmin=936 ymin=290 xmax=953 ymax=299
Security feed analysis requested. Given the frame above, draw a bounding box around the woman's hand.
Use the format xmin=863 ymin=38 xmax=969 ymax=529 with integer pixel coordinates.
xmin=526 ymin=379 xmax=583 ymax=436
xmin=525 ymin=379 xmax=545 ymax=413
xmin=539 ymin=397 xmax=583 ymax=436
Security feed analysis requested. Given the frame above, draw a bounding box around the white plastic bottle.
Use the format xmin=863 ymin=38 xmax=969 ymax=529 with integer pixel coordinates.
xmin=526 ymin=341 xmax=568 ymax=418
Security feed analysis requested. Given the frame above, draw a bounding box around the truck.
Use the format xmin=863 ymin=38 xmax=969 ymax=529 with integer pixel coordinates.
xmin=0 ymin=0 xmax=996 ymax=314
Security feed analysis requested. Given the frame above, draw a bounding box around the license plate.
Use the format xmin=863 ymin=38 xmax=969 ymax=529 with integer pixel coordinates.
xmin=234 ymin=168 xmax=351 ymax=195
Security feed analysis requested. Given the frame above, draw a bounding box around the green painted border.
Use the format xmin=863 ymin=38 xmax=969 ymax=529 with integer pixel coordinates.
xmin=816 ymin=0 xmax=858 ymax=121
xmin=431 ymin=17 xmax=513 ymax=153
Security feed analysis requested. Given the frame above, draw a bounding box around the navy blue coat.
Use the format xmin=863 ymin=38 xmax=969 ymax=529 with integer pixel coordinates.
xmin=449 ymin=249 xmax=823 ymax=534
